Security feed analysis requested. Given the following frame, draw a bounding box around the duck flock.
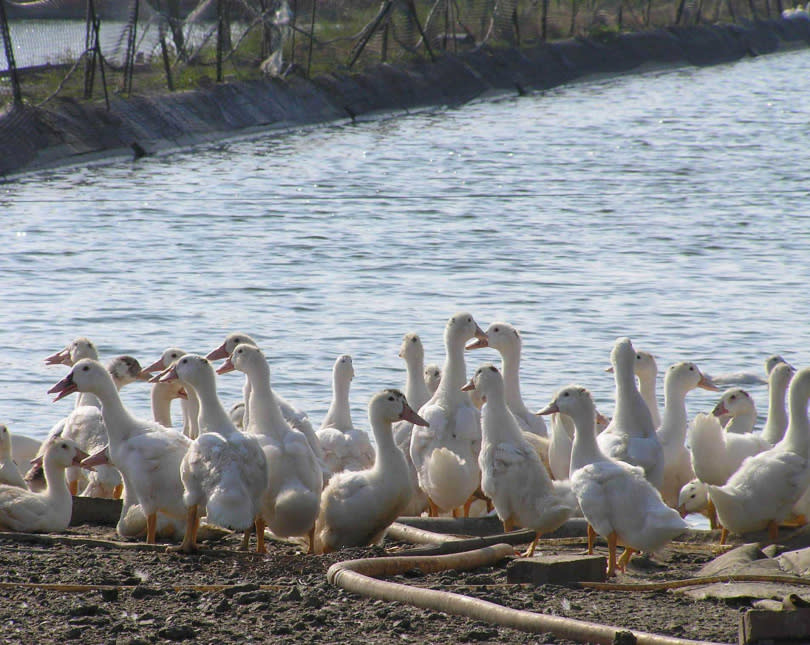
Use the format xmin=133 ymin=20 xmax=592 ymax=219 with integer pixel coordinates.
xmin=1 ymin=312 xmax=809 ymax=577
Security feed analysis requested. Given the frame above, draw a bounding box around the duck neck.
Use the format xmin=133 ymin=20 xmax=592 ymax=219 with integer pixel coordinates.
xmin=94 ymin=375 xmax=139 ymax=448
xmin=638 ymin=375 xmax=659 ymax=424
xmin=192 ymin=376 xmax=234 ymax=437
xmin=151 ymin=383 xmax=175 ymax=427
xmin=569 ymin=403 xmax=606 ymax=472
xmin=657 ymin=380 xmax=688 ymax=446
xmin=499 ymin=347 xmax=527 ymax=416
xmin=614 ymin=363 xmax=654 ymax=437
xmin=782 ymin=383 xmax=810 ymax=457
xmin=322 ymin=373 xmax=352 ymax=430
xmin=404 ymin=354 xmax=430 ymax=412
xmin=762 ymin=379 xmax=790 ymax=445
xmin=76 ymin=392 xmax=101 ymax=409
xmin=481 ymin=386 xmax=521 ymax=444
xmin=243 ymin=361 xmax=288 ymax=440
xmin=436 ymin=337 xmax=469 ymax=405
xmin=725 ymin=409 xmax=756 ymax=435
xmin=182 ymin=390 xmax=200 ymax=439
xmin=370 ymin=415 xmax=403 ymax=475
xmin=42 ymin=455 xmax=71 ymax=504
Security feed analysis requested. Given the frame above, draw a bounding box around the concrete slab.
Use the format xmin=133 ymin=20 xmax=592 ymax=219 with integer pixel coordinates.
xmin=506 ymin=554 xmax=606 ymax=585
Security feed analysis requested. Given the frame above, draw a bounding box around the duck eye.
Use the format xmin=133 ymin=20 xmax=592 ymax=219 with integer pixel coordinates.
xmin=411 ymin=337 xmax=417 ymax=343
xmin=730 ymin=395 xmax=736 ymax=400
xmin=690 ymin=493 xmax=696 ymax=499
xmin=689 ymin=366 xmax=694 ymax=371
xmin=489 ymin=366 xmax=497 ymax=372
xmin=467 ymin=317 xmax=471 ymax=323
xmin=82 ymin=365 xmax=89 ymax=371
xmin=388 ymin=396 xmax=395 ymax=401
xmin=494 ymin=327 xmax=499 ymax=332
xmin=563 ymin=392 xmax=570 ymax=397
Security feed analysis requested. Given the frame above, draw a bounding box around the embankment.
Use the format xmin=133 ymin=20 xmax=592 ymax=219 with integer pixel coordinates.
xmin=2 ymin=17 xmax=809 ymax=177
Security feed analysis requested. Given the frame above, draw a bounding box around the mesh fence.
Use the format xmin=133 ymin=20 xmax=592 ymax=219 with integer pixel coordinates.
xmin=0 ymin=0 xmax=799 ymax=109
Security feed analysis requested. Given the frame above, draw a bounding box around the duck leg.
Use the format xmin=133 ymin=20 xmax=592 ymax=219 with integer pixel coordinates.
xmin=587 ymin=523 xmax=596 ymax=555
xmin=767 ymin=519 xmax=779 ymax=544
xmin=307 ymin=526 xmax=315 ymax=554
xmin=254 ymin=516 xmax=266 ymax=554
xmin=240 ymin=524 xmax=253 ymax=551
xmin=617 ymin=547 xmax=637 ymax=572
xmin=146 ymin=512 xmax=157 ymax=545
xmin=69 ymin=480 xmax=79 ymax=496
xmin=169 ymin=505 xmax=200 ymax=554
xmin=113 ymin=484 xmax=124 ymax=500
xmin=503 ymin=518 xmax=515 ymax=533
xmin=427 ymin=498 xmax=440 ymax=517
xmin=606 ymin=531 xmax=618 ymax=578
xmin=719 ymin=526 xmax=728 ymax=545
xmin=463 ymin=495 xmax=476 ymax=517
xmin=707 ymin=498 xmax=718 ymax=530
xmin=522 ymin=533 xmax=541 ymax=558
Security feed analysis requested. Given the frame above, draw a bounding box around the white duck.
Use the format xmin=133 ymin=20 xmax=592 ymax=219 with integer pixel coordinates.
xmin=45 ymin=337 xmax=103 ymax=408
xmin=424 ymin=364 xmax=442 ymax=395
xmin=761 ymin=362 xmax=796 ymax=445
xmin=0 ymin=425 xmax=26 ymax=489
xmin=597 ymin=338 xmax=664 ymax=490
xmin=464 ymin=364 xmax=576 ymax=556
xmin=676 ymin=479 xmax=717 ymax=528
xmin=317 ymin=355 xmax=375 ymax=476
xmin=142 ymin=348 xmax=200 ymax=439
xmin=10 ymin=434 xmax=42 ymax=469
xmin=207 ymin=332 xmax=326 ymax=475
xmin=159 ymin=354 xmax=267 ymax=553
xmin=410 ymin=312 xmax=486 ymax=516
xmin=656 ymin=362 xmax=718 ymax=507
xmin=538 ymin=385 xmax=688 ymax=577
xmin=714 ymin=388 xmax=758 ymax=434
xmin=707 ymin=367 xmax=810 ymax=542
xmin=315 ymin=389 xmax=428 ymax=553
xmin=392 ymin=332 xmax=432 ymax=517
xmin=0 ymin=438 xmax=88 ymax=532
xmin=467 ymin=322 xmax=547 ymax=437
xmin=49 ymin=359 xmax=190 ymax=544
xmin=220 ymin=343 xmax=322 ymax=552
xmin=32 ymin=355 xmax=148 ymax=498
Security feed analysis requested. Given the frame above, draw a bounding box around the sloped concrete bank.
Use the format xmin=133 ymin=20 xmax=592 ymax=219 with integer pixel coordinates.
xmin=2 ymin=17 xmax=809 ymax=177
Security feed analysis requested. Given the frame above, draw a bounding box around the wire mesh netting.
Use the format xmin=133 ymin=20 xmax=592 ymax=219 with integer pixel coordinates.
xmin=0 ymin=0 xmax=800 ymax=109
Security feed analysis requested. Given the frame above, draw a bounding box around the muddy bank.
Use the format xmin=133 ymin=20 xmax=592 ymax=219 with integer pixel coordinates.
xmin=2 ymin=17 xmax=809 ymax=177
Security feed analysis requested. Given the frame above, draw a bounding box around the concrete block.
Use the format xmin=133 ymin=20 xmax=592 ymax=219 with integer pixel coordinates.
xmin=70 ymin=496 xmax=122 ymax=526
xmin=506 ymin=554 xmax=606 ymax=585
xmin=739 ymin=608 xmax=810 ymax=644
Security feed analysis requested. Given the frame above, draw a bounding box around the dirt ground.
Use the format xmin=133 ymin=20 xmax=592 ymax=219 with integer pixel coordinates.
xmin=0 ymin=520 xmax=749 ymax=645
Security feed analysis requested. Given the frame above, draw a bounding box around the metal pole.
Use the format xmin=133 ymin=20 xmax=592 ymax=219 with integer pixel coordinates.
xmin=306 ymin=0 xmax=316 ymax=77
xmin=216 ymin=0 xmax=223 ymax=82
xmin=0 ymin=0 xmax=22 ymax=105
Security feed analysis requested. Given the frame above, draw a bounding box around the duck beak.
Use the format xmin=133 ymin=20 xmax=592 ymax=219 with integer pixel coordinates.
xmin=596 ymin=411 xmax=610 ymax=427
xmin=44 ymin=348 xmax=71 ymax=366
xmin=48 ymin=372 xmax=77 ymax=402
xmin=466 ymin=335 xmax=489 ymax=350
xmin=698 ymin=374 xmax=719 ymax=391
xmin=536 ymin=401 xmax=559 ymax=416
xmin=216 ymin=357 xmax=235 ymax=375
xmin=152 ymin=364 xmax=179 ymax=383
xmin=72 ymin=448 xmax=90 ymax=467
xmin=399 ymin=401 xmax=429 ymax=427
xmin=460 ymin=378 xmax=475 ymax=392
xmin=81 ymin=446 xmax=109 ymax=470
xmin=605 ymin=366 xmax=614 ymax=373
xmin=141 ymin=357 xmax=166 ymax=374
xmin=678 ymin=505 xmax=688 ymax=519
xmin=177 ymin=387 xmax=189 ymax=400
xmin=206 ymin=343 xmax=229 ymax=361
xmin=135 ymin=370 xmax=152 ymax=382
xmin=712 ymin=401 xmax=728 ymax=417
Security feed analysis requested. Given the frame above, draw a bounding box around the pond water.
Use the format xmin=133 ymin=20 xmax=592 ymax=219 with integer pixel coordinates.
xmin=3 ymin=47 xmax=810 ymax=462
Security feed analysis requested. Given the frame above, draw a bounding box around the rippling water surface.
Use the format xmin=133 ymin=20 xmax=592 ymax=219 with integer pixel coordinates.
xmin=3 ymin=48 xmax=810 ymax=441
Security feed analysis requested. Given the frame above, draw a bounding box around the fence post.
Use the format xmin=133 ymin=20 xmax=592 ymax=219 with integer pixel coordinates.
xmin=216 ymin=0 xmax=224 ymax=82
xmin=0 ymin=0 xmax=22 ymax=106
